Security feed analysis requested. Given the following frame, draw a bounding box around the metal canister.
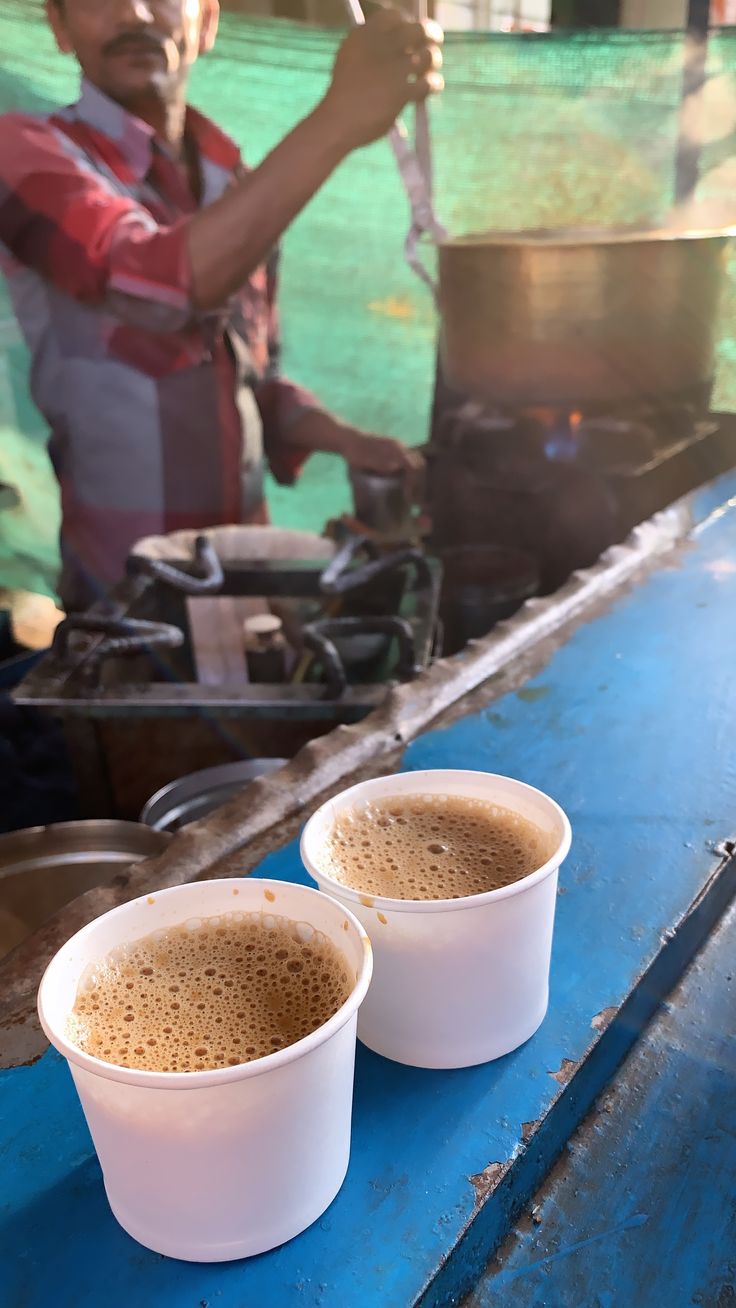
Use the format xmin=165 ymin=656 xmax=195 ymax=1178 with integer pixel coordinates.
xmin=349 ymin=468 xmax=415 ymax=538
xmin=243 ymin=614 xmax=287 ymax=682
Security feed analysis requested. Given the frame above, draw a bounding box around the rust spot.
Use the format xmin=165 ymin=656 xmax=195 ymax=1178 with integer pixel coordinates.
xmin=591 ymin=1006 xmax=617 ymax=1032
xmin=377 ymin=912 xmax=388 ymax=925
xmin=521 ymin=1120 xmax=538 ymax=1144
xmin=264 ymin=889 xmax=276 ymax=903
xmin=147 ymin=896 xmax=155 ymax=905
xmin=469 ymin=1161 xmax=507 ymax=1206
xmin=0 ymin=1007 xmax=49 ymax=1069
xmin=549 ymin=1057 xmax=578 ymax=1086
xmin=516 ymin=684 xmax=549 ymax=704
xmin=359 ymin=895 xmax=374 ymax=908
xmin=3 ymin=1010 xmax=29 ymax=1028
xmin=1 ymin=1043 xmax=46 ymax=1070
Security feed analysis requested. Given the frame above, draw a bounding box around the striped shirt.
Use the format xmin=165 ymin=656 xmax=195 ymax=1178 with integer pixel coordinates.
xmin=0 ymin=80 xmax=315 ymax=609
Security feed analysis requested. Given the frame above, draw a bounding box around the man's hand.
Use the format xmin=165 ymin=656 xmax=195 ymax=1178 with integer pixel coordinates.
xmin=186 ymin=8 xmax=442 ymax=309
xmin=319 ymin=10 xmax=444 ymax=151
xmin=340 ymin=428 xmax=424 ymax=488
xmin=286 ymin=410 xmax=424 ymax=496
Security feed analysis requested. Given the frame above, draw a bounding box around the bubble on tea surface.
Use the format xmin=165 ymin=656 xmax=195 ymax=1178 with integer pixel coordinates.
xmin=65 ymin=911 xmax=352 ymax=1074
xmin=320 ymin=794 xmax=557 ymax=901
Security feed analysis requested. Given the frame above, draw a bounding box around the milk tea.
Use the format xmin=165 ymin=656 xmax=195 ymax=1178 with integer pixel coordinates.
xmin=322 ymin=793 xmax=556 ymax=900
xmin=66 ymin=911 xmax=353 ymax=1072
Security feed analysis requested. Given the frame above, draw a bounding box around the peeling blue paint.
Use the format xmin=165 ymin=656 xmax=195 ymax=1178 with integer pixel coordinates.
xmin=469 ymin=899 xmax=736 ymax=1307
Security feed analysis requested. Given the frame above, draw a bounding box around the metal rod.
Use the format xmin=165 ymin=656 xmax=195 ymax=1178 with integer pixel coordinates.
xmin=687 ymin=0 xmax=712 ymax=30
xmin=340 ymin=0 xmax=445 ymax=286
xmin=342 ymin=0 xmax=365 ymax=23
xmin=414 ymin=0 xmax=432 ymax=213
xmin=675 ymin=0 xmax=712 ymax=203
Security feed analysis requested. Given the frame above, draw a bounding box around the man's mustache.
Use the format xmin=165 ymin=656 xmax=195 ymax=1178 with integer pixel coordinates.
xmin=102 ymin=31 xmax=167 ymax=57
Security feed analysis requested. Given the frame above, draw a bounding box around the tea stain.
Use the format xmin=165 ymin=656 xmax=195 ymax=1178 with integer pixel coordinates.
xmin=516 ymin=685 xmax=550 ymax=704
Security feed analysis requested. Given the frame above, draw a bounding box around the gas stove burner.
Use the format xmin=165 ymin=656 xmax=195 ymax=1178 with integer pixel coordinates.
xmin=41 ymin=529 xmax=443 ymax=712
xmin=427 ymin=371 xmax=736 ymax=604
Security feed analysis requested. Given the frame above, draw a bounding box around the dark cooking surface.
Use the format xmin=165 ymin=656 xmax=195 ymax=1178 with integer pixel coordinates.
xmin=427 ymin=371 xmax=736 ymax=595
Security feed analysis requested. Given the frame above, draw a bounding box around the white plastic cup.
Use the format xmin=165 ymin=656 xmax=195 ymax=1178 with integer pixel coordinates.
xmin=301 ymin=770 xmax=571 ymax=1070
xmin=37 ymin=877 xmax=372 ymax=1261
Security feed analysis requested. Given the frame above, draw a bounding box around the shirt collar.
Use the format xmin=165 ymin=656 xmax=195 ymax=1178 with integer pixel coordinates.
xmin=73 ymin=78 xmax=240 ymax=181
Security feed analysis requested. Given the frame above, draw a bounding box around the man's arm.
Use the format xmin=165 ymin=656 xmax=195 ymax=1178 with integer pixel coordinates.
xmin=254 ymin=249 xmax=424 ymax=490
xmin=187 ymin=12 xmax=442 ymax=310
xmin=0 ymin=13 xmax=442 ymax=327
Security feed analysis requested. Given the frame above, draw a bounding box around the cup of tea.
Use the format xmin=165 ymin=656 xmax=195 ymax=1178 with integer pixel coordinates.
xmin=37 ymin=878 xmax=372 ymax=1260
xmin=301 ymin=770 xmax=571 ymax=1069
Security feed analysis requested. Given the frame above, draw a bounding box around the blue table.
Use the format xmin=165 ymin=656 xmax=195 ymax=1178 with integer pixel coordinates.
xmin=2 ymin=475 xmax=736 ymax=1307
xmin=468 ymin=894 xmax=736 ymax=1307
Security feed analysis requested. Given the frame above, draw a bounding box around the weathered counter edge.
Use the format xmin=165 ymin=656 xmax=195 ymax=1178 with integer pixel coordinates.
xmin=418 ymin=840 xmax=736 ymax=1308
xmin=0 ymin=483 xmax=711 ymax=1047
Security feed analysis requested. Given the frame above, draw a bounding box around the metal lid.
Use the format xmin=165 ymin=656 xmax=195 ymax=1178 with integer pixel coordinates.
xmin=141 ymin=759 xmax=287 ymax=833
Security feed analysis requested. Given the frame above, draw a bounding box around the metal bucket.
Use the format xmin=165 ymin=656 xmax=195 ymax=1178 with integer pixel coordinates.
xmin=438 ymin=223 xmax=732 ymax=408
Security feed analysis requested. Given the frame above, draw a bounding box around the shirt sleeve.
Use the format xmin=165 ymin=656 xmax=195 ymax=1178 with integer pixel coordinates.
xmin=0 ymin=114 xmax=193 ymax=332
xmin=253 ymin=248 xmax=319 ymax=486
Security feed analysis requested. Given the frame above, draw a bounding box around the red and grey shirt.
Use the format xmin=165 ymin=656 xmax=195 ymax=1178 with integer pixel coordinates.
xmin=0 ymin=79 xmax=316 ymax=609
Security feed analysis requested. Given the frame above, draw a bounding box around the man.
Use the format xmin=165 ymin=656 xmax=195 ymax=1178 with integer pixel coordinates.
xmin=0 ymin=0 xmax=442 ymax=611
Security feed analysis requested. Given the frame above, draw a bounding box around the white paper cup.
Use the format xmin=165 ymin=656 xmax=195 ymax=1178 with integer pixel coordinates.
xmin=37 ymin=878 xmax=372 ymax=1261
xmin=301 ymin=771 xmax=571 ymax=1070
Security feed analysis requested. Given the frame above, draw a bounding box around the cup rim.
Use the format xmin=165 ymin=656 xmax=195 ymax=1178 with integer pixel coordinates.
xmin=300 ymin=770 xmax=572 ymax=915
xmin=37 ymin=878 xmax=373 ymax=1090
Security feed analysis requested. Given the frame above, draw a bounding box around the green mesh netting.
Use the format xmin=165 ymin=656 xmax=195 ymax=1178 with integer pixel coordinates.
xmin=2 ymin=2 xmax=736 ymax=593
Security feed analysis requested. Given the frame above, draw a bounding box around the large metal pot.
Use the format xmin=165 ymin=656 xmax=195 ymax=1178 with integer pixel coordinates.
xmin=438 ymin=223 xmax=732 ymax=408
xmin=0 ymin=820 xmax=168 ymax=959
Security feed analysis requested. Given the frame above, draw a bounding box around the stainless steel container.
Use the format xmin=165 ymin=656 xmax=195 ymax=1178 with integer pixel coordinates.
xmin=0 ymin=820 xmax=168 ymax=959
xmin=141 ymin=758 xmax=287 ymax=833
xmin=349 ymin=468 xmax=414 ymax=538
xmin=438 ymin=223 xmax=732 ymax=408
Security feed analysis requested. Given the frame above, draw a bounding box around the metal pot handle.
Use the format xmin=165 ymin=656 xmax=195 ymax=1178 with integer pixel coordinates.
xmin=127 ymin=533 xmax=224 ymax=595
xmin=302 ymin=615 xmax=419 ymax=699
xmin=320 ymin=534 xmax=432 ymax=597
xmin=53 ymin=614 xmax=185 ymax=666
xmin=342 ymin=0 xmax=446 ymax=299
